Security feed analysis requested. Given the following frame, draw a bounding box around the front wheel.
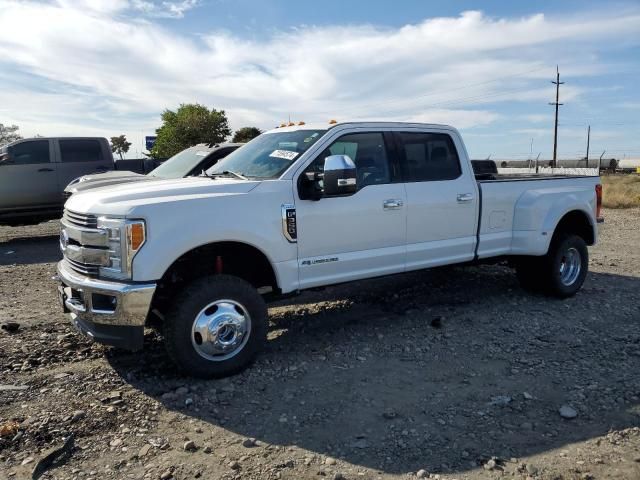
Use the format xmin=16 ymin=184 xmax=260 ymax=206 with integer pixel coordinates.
xmin=163 ymin=275 xmax=268 ymax=378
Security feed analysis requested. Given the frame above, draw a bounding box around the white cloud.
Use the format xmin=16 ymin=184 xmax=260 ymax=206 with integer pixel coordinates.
xmin=55 ymin=0 xmax=130 ymax=14
xmin=131 ymin=0 xmax=155 ymax=13
xmin=524 ymin=114 xmax=552 ymax=123
xmin=128 ymin=0 xmax=200 ymax=18
xmin=160 ymin=0 xmax=199 ymax=18
xmin=0 ymin=2 xmax=639 ymax=156
xmin=55 ymin=0 xmax=200 ymax=18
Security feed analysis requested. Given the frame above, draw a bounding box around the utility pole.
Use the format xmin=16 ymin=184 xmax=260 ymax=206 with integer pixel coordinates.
xmin=549 ymin=66 xmax=564 ymax=168
xmin=529 ymin=138 xmax=534 ymax=168
xmin=585 ymin=125 xmax=590 ymax=166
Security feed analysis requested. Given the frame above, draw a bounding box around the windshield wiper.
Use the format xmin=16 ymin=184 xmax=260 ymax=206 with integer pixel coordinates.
xmin=210 ymin=170 xmax=248 ymax=180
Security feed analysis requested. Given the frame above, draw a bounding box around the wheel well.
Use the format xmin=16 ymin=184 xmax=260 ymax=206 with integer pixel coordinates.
xmin=553 ymin=210 xmax=594 ymax=245
xmin=150 ymin=242 xmax=278 ymax=319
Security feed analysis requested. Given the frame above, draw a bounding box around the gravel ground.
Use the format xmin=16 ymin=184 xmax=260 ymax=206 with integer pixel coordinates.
xmin=1 ymin=210 xmax=639 ymax=480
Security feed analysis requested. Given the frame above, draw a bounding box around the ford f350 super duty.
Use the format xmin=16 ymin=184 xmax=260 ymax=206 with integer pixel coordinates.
xmin=56 ymin=122 xmax=603 ymax=377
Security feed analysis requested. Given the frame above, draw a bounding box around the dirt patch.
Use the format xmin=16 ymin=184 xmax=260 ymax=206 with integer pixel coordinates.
xmin=1 ymin=211 xmax=639 ymax=479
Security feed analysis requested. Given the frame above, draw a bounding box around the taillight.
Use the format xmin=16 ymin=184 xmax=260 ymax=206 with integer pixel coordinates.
xmin=595 ymin=184 xmax=603 ymax=220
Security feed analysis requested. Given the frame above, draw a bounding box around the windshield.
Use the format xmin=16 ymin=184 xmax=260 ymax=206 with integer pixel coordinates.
xmin=149 ymin=146 xmax=214 ymax=178
xmin=207 ymin=130 xmax=326 ymax=179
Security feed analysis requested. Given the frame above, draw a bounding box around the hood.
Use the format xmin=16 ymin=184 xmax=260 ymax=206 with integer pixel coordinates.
xmin=66 ymin=170 xmax=146 ymax=194
xmin=65 ymin=176 xmax=261 ymax=216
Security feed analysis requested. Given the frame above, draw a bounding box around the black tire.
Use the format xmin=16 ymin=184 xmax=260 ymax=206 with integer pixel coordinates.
xmin=544 ymin=233 xmax=588 ymax=298
xmin=163 ymin=274 xmax=268 ymax=378
xmin=515 ymin=233 xmax=588 ymax=298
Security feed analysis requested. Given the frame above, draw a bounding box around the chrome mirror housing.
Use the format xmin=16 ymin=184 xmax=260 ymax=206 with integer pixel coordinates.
xmin=323 ymin=154 xmax=357 ymax=196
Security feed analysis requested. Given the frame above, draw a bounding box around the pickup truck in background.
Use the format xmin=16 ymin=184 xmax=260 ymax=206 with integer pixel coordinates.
xmin=56 ymin=122 xmax=603 ymax=378
xmin=0 ymin=137 xmax=113 ymax=225
xmin=64 ymin=143 xmax=242 ymax=199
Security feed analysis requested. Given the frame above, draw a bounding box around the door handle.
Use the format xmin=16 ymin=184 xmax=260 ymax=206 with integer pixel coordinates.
xmin=457 ymin=193 xmax=474 ymax=203
xmin=383 ymin=199 xmax=403 ymax=210
xmin=38 ymin=168 xmax=54 ymax=172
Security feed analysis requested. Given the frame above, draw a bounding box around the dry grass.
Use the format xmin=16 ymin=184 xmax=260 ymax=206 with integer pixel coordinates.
xmin=601 ymin=174 xmax=640 ymax=208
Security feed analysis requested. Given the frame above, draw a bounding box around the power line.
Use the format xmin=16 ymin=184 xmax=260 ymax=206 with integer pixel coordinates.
xmin=314 ymin=65 xmax=549 ymax=116
xmin=353 ymin=83 xmax=552 ymax=118
xmin=558 ymin=121 xmax=640 ymax=127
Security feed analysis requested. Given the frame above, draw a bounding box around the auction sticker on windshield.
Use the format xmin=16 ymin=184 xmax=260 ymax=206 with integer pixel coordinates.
xmin=270 ymin=150 xmax=298 ymax=161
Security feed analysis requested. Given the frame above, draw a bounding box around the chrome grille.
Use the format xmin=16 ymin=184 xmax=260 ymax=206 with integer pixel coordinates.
xmin=62 ymin=208 xmax=103 ymax=277
xmin=63 ymin=210 xmax=98 ymax=228
xmin=66 ymin=258 xmax=99 ymax=276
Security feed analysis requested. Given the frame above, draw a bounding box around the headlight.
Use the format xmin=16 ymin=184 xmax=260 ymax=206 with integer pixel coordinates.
xmin=97 ymin=217 xmax=146 ymax=280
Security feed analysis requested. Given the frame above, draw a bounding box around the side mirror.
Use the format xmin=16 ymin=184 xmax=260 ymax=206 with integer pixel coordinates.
xmin=323 ymin=154 xmax=357 ymax=196
xmin=0 ymin=153 xmax=12 ymax=165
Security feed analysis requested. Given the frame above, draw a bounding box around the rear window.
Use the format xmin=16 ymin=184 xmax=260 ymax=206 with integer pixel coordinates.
xmin=397 ymin=132 xmax=461 ymax=182
xmin=60 ymin=139 xmax=103 ymax=163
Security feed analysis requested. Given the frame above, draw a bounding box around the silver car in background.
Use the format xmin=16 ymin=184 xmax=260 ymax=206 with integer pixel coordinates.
xmin=64 ymin=142 xmax=242 ymax=198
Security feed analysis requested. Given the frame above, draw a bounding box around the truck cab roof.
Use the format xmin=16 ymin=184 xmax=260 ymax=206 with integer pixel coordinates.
xmin=265 ymin=121 xmax=457 ymax=134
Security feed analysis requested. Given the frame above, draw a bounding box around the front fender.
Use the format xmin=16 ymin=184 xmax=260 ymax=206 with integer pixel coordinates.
xmin=128 ymin=183 xmax=297 ymax=285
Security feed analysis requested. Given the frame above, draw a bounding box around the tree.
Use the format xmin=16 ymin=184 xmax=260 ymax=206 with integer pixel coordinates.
xmin=150 ymin=104 xmax=231 ymax=158
xmin=232 ymin=126 xmax=262 ymax=143
xmin=110 ymin=135 xmax=132 ymax=160
xmin=0 ymin=123 xmax=22 ymax=147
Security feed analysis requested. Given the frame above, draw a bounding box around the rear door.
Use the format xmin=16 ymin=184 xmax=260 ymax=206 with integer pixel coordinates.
xmin=0 ymin=139 xmax=59 ymax=210
xmin=395 ymin=130 xmax=479 ymax=270
xmin=55 ymin=138 xmax=112 ymax=193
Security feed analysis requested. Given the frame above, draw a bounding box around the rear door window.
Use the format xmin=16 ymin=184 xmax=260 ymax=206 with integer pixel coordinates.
xmin=59 ymin=139 xmax=103 ymax=163
xmin=396 ymin=132 xmax=461 ymax=182
xmin=8 ymin=140 xmax=50 ymax=165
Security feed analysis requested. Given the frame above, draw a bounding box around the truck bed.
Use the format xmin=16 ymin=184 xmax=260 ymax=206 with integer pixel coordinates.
xmin=479 ymin=173 xmax=597 ymax=182
xmin=470 ymin=160 xmax=598 ymax=182
xmin=474 ymin=174 xmax=600 ymax=260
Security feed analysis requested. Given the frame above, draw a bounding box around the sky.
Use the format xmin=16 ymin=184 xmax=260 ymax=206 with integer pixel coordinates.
xmin=0 ymin=0 xmax=639 ymax=160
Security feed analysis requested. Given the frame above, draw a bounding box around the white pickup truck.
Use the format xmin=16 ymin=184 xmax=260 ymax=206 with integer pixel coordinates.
xmin=56 ymin=122 xmax=603 ymax=377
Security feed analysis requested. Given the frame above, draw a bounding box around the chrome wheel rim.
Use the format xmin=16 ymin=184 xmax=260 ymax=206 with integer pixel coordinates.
xmin=559 ymin=247 xmax=581 ymax=286
xmin=191 ymin=300 xmax=251 ymax=361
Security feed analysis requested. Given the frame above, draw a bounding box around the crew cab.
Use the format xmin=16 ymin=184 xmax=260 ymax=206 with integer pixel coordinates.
xmin=56 ymin=122 xmax=603 ymax=378
xmin=64 ymin=142 xmax=242 ymax=198
xmin=0 ymin=137 xmax=113 ymax=225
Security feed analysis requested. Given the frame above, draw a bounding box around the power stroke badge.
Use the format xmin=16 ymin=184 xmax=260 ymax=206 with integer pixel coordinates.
xmin=281 ymin=204 xmax=297 ymax=243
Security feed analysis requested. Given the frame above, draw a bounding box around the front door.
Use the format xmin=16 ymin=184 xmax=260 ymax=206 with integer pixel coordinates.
xmin=0 ymin=139 xmax=58 ymax=212
xmin=295 ymin=131 xmax=407 ymax=289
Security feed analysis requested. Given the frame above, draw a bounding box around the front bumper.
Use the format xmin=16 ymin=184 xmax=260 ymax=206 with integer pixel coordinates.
xmin=56 ymin=260 xmax=156 ymax=350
